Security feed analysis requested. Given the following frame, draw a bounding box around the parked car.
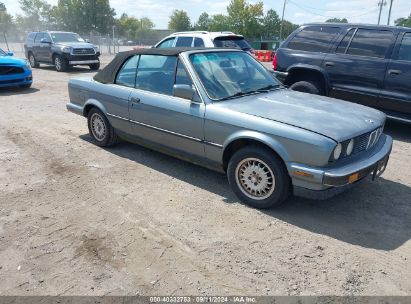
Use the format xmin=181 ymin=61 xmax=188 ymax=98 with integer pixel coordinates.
xmin=0 ymin=48 xmax=33 ymax=89
xmin=24 ymin=31 xmax=101 ymax=72
xmin=66 ymin=48 xmax=392 ymax=209
xmin=273 ymin=23 xmax=411 ymax=123
xmin=155 ymin=31 xmax=254 ymax=54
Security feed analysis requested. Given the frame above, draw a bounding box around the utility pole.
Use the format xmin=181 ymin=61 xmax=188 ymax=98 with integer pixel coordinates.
xmin=377 ymin=0 xmax=387 ymax=25
xmin=279 ymin=0 xmax=287 ymax=41
xmin=387 ymin=0 xmax=394 ymax=25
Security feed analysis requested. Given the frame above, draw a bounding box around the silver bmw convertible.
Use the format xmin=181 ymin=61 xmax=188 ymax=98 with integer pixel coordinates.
xmin=66 ymin=48 xmax=392 ymax=209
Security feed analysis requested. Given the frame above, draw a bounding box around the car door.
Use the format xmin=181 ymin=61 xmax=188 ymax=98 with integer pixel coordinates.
xmin=33 ymin=33 xmax=45 ymax=61
xmin=378 ymin=32 xmax=411 ymax=116
xmin=128 ymin=55 xmax=205 ymax=158
xmin=41 ymin=33 xmax=53 ymax=62
xmin=323 ymin=28 xmax=395 ymax=108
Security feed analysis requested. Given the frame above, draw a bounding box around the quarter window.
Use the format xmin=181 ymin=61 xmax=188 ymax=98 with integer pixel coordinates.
xmin=175 ymin=60 xmax=193 ymax=86
xmin=135 ymin=55 xmax=177 ymax=95
xmin=398 ymin=33 xmax=411 ymax=61
xmin=116 ymin=55 xmax=139 ymax=87
xmin=346 ymin=29 xmax=393 ymax=58
xmin=157 ymin=37 xmax=175 ymax=48
xmin=175 ymin=37 xmax=193 ymax=47
xmin=194 ymin=37 xmax=205 ymax=47
xmin=287 ymin=26 xmax=340 ymax=53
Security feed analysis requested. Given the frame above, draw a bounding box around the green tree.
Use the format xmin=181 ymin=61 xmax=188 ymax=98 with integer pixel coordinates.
xmin=0 ymin=2 xmax=13 ymax=33
xmin=168 ymin=10 xmax=191 ymax=31
xmin=326 ymin=17 xmax=348 ymax=23
xmin=227 ymin=0 xmax=264 ymax=38
xmin=18 ymin=0 xmax=56 ymax=30
xmin=281 ymin=20 xmax=298 ymax=39
xmin=262 ymin=9 xmax=281 ymax=39
xmin=194 ymin=12 xmax=212 ymax=31
xmin=54 ymin=0 xmax=115 ymax=34
xmin=209 ymin=14 xmax=230 ymax=32
xmin=116 ymin=13 xmax=154 ymax=42
xmin=395 ymin=14 xmax=411 ymax=27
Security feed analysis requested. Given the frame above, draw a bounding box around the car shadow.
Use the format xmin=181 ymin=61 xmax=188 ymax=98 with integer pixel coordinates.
xmin=384 ymin=120 xmax=411 ymax=144
xmin=0 ymin=87 xmax=40 ymax=96
xmin=36 ymin=65 xmax=98 ymax=74
xmin=80 ymin=134 xmax=411 ymax=251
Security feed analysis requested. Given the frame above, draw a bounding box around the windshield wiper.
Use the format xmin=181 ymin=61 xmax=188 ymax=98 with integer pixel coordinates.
xmin=218 ymin=90 xmax=260 ymax=101
xmin=255 ymin=84 xmax=280 ymax=92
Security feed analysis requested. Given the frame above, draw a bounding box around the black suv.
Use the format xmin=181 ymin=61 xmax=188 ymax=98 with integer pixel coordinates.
xmin=24 ymin=31 xmax=100 ymax=72
xmin=273 ymin=23 xmax=411 ymax=123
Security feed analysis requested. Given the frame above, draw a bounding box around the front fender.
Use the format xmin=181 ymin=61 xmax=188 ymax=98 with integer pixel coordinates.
xmin=223 ymin=130 xmax=291 ymax=163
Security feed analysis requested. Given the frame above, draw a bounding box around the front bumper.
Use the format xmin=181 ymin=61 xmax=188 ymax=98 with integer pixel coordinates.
xmin=289 ymin=134 xmax=393 ymax=200
xmin=61 ymin=53 xmax=100 ymax=66
xmin=0 ymin=69 xmax=33 ymax=88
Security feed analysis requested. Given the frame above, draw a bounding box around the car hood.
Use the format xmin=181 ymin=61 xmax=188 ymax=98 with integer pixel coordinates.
xmin=212 ymin=89 xmax=386 ymax=142
xmin=54 ymin=42 xmax=95 ymax=48
xmin=0 ymin=56 xmax=27 ymax=66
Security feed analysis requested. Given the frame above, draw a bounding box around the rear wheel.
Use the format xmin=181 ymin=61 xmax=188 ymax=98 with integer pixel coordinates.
xmin=54 ymin=55 xmax=68 ymax=72
xmin=290 ymin=81 xmax=321 ymax=95
xmin=28 ymin=53 xmax=39 ymax=68
xmin=227 ymin=146 xmax=290 ymax=209
xmin=87 ymin=108 xmax=119 ymax=147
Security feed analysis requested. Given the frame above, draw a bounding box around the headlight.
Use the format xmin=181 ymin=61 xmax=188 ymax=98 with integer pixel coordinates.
xmin=333 ymin=143 xmax=342 ymax=160
xmin=346 ymin=139 xmax=354 ymax=156
xmin=62 ymin=46 xmax=72 ymax=53
xmin=25 ymin=60 xmax=31 ymax=70
xmin=93 ymin=46 xmax=99 ymax=53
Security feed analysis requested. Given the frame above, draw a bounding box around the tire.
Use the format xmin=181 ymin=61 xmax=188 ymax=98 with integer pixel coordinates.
xmin=89 ymin=62 xmax=100 ymax=71
xmin=87 ymin=108 xmax=119 ymax=147
xmin=227 ymin=146 xmax=290 ymax=209
xmin=54 ymin=55 xmax=68 ymax=72
xmin=290 ymin=81 xmax=321 ymax=95
xmin=28 ymin=53 xmax=39 ymax=68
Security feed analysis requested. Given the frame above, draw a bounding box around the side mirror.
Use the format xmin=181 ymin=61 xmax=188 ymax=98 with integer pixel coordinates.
xmin=85 ymin=39 xmax=90 ymax=43
xmin=6 ymin=51 xmax=14 ymax=56
xmin=40 ymin=38 xmax=51 ymax=44
xmin=173 ymin=84 xmax=196 ymax=101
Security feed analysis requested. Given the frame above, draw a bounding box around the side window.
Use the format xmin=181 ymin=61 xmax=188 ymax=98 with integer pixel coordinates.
xmin=193 ymin=37 xmax=205 ymax=47
xmin=157 ymin=37 xmax=175 ymax=48
xmin=175 ymin=60 xmax=193 ymax=86
xmin=136 ymin=55 xmax=177 ymax=95
xmin=347 ymin=29 xmax=394 ymax=58
xmin=34 ymin=33 xmax=44 ymax=43
xmin=175 ymin=37 xmax=193 ymax=47
xmin=287 ymin=26 xmax=340 ymax=52
xmin=115 ymin=55 xmax=139 ymax=88
xmin=336 ymin=29 xmax=355 ymax=54
xmin=27 ymin=33 xmax=36 ymax=43
xmin=398 ymin=33 xmax=411 ymax=61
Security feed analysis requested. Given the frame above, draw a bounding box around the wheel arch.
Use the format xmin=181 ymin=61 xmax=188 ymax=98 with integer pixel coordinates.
xmin=83 ymin=99 xmax=108 ymax=117
xmin=222 ymin=131 xmax=290 ymax=172
xmin=285 ymin=64 xmax=329 ymax=94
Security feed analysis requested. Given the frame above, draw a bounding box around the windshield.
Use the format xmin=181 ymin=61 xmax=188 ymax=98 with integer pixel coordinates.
xmin=190 ymin=51 xmax=280 ymax=101
xmin=213 ymin=37 xmax=252 ymax=50
xmin=0 ymin=48 xmax=6 ymax=56
xmin=50 ymin=33 xmax=85 ymax=43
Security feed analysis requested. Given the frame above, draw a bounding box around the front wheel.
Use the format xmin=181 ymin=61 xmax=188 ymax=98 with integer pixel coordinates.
xmin=28 ymin=53 xmax=39 ymax=68
xmin=89 ymin=62 xmax=100 ymax=70
xmin=227 ymin=146 xmax=290 ymax=209
xmin=54 ymin=55 xmax=68 ymax=72
xmin=87 ymin=108 xmax=119 ymax=147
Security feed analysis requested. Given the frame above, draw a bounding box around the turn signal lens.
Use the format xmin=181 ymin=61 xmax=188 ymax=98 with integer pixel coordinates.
xmin=346 ymin=139 xmax=354 ymax=156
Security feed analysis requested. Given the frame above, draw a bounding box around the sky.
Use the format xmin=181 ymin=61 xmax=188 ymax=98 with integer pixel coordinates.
xmin=2 ymin=0 xmax=410 ymax=29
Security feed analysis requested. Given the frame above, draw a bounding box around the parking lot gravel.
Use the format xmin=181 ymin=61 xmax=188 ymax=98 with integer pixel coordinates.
xmin=0 ymin=56 xmax=410 ymax=296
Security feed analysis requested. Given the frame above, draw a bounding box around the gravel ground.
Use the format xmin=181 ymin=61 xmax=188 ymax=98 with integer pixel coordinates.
xmin=0 ymin=56 xmax=410 ymax=296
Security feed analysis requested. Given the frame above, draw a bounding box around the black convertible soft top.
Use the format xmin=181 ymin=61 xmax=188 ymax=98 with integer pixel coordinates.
xmin=93 ymin=47 xmax=210 ymax=84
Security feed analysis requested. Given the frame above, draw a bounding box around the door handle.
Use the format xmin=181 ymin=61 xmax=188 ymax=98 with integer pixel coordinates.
xmin=325 ymin=62 xmax=334 ymax=67
xmin=130 ymin=97 xmax=140 ymax=104
xmin=388 ymin=69 xmax=401 ymax=75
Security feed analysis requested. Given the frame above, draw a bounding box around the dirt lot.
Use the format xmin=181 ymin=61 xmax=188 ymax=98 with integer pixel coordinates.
xmin=0 ymin=56 xmax=410 ymax=296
